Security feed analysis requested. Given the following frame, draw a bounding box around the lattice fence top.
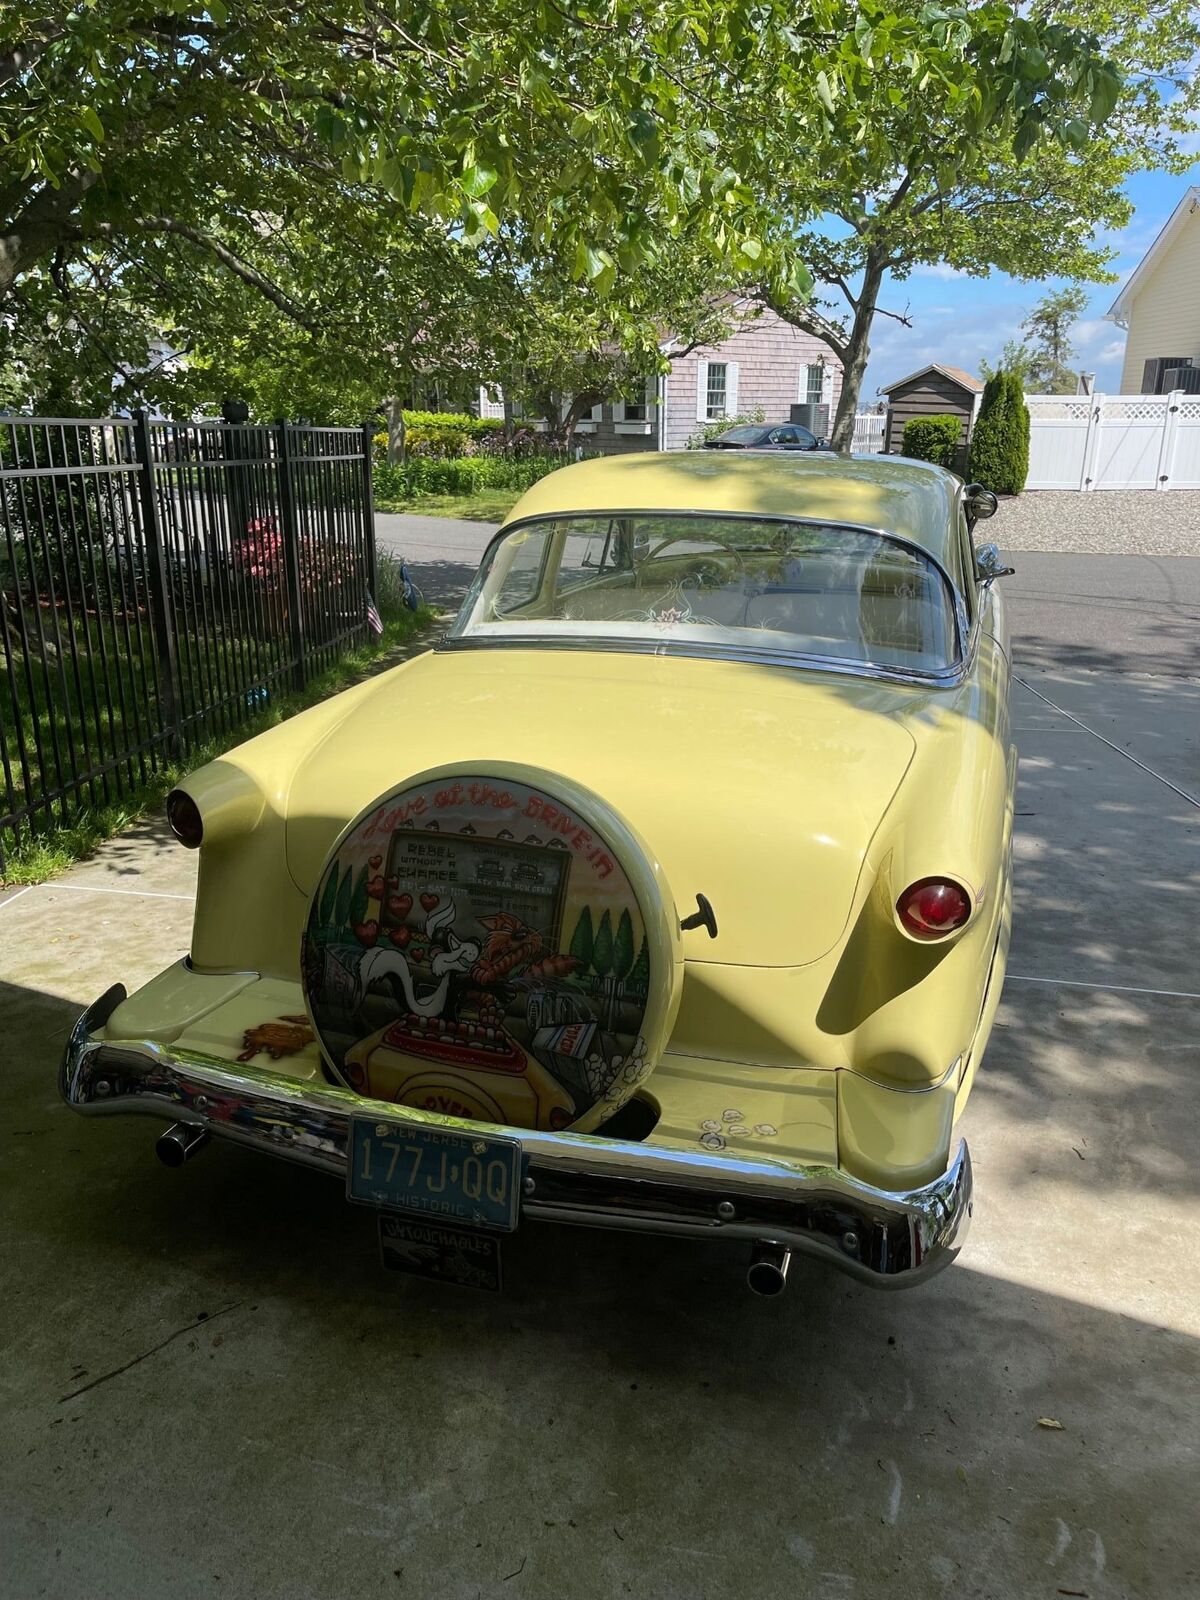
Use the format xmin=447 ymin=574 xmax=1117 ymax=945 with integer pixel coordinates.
xmin=1178 ymin=401 xmax=1200 ymax=422
xmin=1024 ymin=398 xmax=1093 ymax=422
xmin=1101 ymin=398 xmax=1172 ymax=422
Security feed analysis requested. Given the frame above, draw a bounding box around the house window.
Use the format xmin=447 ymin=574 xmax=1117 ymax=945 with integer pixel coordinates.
xmin=706 ymin=362 xmax=728 ymax=420
xmin=801 ymin=363 xmax=824 ymax=406
xmin=614 ymin=378 xmax=655 ymax=433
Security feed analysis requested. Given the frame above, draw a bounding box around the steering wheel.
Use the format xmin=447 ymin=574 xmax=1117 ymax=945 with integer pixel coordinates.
xmin=637 ymin=534 xmax=748 ymax=587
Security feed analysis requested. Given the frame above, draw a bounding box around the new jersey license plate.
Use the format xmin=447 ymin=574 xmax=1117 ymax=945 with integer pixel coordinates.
xmin=347 ymin=1117 xmax=522 ymax=1232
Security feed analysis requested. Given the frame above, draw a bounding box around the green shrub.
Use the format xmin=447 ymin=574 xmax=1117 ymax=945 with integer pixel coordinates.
xmin=373 ymin=451 xmax=567 ymax=505
xmin=405 ymin=425 xmax=473 ymax=458
xmin=901 ymin=414 xmax=962 ymax=468
xmin=967 ymin=371 xmax=1030 ymax=494
xmin=402 ymin=410 xmax=505 ymax=438
xmin=372 ymin=412 xmax=506 ymax=463
xmin=684 ymin=407 xmax=767 ymax=449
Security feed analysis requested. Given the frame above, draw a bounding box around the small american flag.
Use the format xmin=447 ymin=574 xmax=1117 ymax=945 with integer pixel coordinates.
xmin=366 ymin=594 xmax=383 ymax=636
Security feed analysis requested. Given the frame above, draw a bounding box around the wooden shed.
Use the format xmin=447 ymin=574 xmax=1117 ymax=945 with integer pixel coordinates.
xmin=880 ymin=364 xmax=983 ymax=472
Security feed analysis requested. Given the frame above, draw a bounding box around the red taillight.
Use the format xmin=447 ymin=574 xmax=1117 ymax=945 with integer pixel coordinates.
xmin=896 ymin=877 xmax=971 ymax=940
xmin=166 ymin=788 xmax=204 ymax=849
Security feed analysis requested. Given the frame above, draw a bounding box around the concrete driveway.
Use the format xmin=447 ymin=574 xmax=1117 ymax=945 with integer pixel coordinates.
xmin=2 ymin=551 xmax=1198 ymax=1600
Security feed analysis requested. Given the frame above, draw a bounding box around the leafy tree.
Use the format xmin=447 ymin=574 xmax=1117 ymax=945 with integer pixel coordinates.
xmin=968 ymin=371 xmax=1030 ymax=494
xmin=568 ymin=907 xmax=595 ymax=969
xmin=751 ymin=1 xmax=1194 ymax=448
xmin=627 ymin=937 xmax=650 ymax=998
xmin=612 ymin=910 xmax=636 ymax=983
xmin=333 ymin=864 xmax=353 ymax=929
xmin=591 ymin=910 xmax=614 ymax=979
xmin=1019 ymin=286 xmax=1089 ymax=394
xmin=318 ymin=865 xmax=341 ymax=929
xmin=1 ymin=2 xmax=1133 ymax=433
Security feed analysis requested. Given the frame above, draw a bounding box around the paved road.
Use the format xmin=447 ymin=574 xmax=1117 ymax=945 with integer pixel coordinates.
xmin=2 ymin=547 xmax=1198 ymax=1599
xmin=375 ymin=511 xmax=496 ymax=614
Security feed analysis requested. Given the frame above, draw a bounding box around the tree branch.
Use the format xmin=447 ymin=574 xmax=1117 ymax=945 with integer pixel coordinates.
xmin=86 ymin=217 xmax=320 ymax=329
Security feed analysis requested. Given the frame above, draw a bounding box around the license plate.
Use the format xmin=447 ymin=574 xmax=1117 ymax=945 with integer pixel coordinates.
xmin=378 ymin=1216 xmax=502 ymax=1292
xmin=347 ymin=1117 xmax=522 ymax=1232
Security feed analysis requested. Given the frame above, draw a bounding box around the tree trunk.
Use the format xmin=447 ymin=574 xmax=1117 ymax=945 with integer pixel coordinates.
xmin=385 ymin=397 xmax=405 ymax=465
xmin=829 ymin=254 xmax=886 ymax=453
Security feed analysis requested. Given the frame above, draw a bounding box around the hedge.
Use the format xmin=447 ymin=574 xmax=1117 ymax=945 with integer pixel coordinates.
xmin=902 ymin=414 xmax=962 ymax=468
xmin=373 ymin=452 xmax=567 ymax=503
xmin=967 ymin=371 xmax=1030 ymax=495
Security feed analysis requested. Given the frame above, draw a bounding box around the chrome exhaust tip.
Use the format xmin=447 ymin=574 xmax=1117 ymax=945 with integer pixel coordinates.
xmin=155 ymin=1122 xmax=210 ymax=1169
xmin=747 ymin=1241 xmax=792 ymax=1297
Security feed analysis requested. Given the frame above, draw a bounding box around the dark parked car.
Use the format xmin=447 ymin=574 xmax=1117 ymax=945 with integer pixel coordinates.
xmin=703 ymin=422 xmax=824 ymax=451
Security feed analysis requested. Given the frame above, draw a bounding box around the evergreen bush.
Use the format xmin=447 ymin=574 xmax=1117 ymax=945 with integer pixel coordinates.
xmin=967 ymin=370 xmax=1030 ymax=494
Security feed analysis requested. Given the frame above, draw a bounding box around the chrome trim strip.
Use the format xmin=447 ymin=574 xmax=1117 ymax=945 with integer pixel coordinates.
xmin=62 ymin=988 xmax=972 ymax=1289
xmin=443 ymin=510 xmax=971 ymax=689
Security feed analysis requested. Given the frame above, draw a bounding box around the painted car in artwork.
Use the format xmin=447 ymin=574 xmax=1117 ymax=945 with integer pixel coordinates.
xmin=63 ymin=452 xmax=1014 ymax=1294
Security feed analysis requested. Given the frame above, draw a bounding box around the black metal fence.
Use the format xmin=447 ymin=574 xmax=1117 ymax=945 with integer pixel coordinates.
xmin=0 ymin=413 xmax=377 ymax=867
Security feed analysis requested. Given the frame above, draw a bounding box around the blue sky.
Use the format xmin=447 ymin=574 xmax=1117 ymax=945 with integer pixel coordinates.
xmin=860 ymin=156 xmax=1200 ymax=399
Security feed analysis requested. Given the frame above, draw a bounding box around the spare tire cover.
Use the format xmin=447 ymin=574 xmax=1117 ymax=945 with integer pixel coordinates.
xmin=301 ymin=763 xmax=681 ymax=1133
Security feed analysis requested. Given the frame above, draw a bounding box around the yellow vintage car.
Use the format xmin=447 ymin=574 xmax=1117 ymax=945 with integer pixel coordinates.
xmin=62 ymin=452 xmax=1014 ymax=1295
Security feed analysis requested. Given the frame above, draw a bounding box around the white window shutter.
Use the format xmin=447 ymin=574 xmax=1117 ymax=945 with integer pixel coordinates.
xmin=821 ymin=365 xmax=834 ymax=407
xmin=726 ymin=361 xmax=739 ymax=417
xmin=696 ymin=359 xmax=709 ymax=421
xmin=590 ymin=401 xmax=603 ymax=422
xmin=613 ymin=396 xmax=626 ymax=422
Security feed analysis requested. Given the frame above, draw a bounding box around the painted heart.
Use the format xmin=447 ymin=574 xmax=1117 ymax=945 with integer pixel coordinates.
xmin=387 ymin=925 xmax=411 ymax=948
xmin=366 ymin=875 xmax=385 ymax=900
xmin=386 ymin=892 xmax=412 ymax=920
xmin=368 ymin=854 xmax=383 ymax=870
xmin=419 ymin=892 xmax=440 ymax=913
xmin=353 ymin=920 xmax=379 ymax=947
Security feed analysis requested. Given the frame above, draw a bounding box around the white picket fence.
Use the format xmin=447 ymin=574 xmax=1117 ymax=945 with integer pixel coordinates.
xmin=851 ymin=412 xmax=887 ymax=453
xmin=1025 ymin=391 xmax=1200 ymax=491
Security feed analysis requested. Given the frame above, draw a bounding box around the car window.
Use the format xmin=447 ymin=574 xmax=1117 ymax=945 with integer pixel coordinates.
xmin=794 ymin=427 xmax=817 ymax=447
xmin=767 ymin=428 xmax=793 ymax=444
xmin=453 ymin=514 xmax=960 ymax=676
xmin=713 ymin=425 xmax=765 ymax=444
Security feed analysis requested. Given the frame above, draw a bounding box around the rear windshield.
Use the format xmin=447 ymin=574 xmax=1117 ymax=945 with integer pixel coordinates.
xmin=450 ymin=514 xmax=959 ymax=676
xmin=709 ymin=426 xmax=764 ymax=444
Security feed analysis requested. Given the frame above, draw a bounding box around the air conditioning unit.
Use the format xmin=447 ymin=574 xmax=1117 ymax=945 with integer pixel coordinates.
xmin=1142 ymin=356 xmax=1193 ymax=394
xmin=790 ymin=403 xmax=830 ymax=437
xmin=1162 ymin=365 xmax=1200 ymax=395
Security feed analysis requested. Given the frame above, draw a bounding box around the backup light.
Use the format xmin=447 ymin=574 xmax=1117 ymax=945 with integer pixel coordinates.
xmin=896 ymin=877 xmax=971 ymax=941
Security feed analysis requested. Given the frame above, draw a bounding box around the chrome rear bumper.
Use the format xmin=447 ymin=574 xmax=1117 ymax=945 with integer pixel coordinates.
xmin=61 ymin=985 xmax=972 ymax=1288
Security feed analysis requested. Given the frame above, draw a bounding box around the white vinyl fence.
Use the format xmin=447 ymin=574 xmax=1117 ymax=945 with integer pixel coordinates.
xmin=1025 ymin=391 xmax=1200 ymax=491
xmin=852 ymin=412 xmax=887 ymax=453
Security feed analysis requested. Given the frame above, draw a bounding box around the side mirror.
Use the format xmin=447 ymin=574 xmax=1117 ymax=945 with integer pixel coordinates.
xmin=975 ymin=541 xmax=1014 ymax=584
xmin=964 ymin=483 xmax=999 ymax=526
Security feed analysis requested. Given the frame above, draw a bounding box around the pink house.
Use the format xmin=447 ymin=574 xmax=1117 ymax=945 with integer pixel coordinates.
xmin=480 ymin=303 xmax=844 ymax=453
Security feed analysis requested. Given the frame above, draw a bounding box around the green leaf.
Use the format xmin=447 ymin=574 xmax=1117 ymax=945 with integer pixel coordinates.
xmin=461 ymin=162 xmax=498 ymax=198
xmin=1089 ymin=67 xmax=1121 ymax=125
xmin=815 ymin=71 xmax=836 ymax=114
xmin=79 ymin=105 xmax=105 ymax=142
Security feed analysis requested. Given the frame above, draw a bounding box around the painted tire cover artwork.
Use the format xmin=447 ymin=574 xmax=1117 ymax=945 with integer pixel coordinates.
xmin=302 ymin=775 xmax=654 ymax=1131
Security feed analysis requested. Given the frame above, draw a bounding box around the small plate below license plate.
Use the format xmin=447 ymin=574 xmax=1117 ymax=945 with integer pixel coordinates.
xmin=347 ymin=1117 xmax=521 ymax=1231
xmin=378 ymin=1215 xmax=502 ymax=1292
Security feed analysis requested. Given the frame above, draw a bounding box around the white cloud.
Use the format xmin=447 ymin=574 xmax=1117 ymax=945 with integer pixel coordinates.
xmin=912 ymin=263 xmax=969 ymax=281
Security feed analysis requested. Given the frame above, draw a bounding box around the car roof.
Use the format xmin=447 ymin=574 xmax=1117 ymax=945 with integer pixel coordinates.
xmin=504 ymin=451 xmax=964 ymax=570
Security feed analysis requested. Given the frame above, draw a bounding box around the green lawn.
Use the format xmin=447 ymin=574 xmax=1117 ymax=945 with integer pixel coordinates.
xmin=1 ymin=605 xmax=434 ymax=887
xmin=374 ymin=488 xmax=519 ymax=522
